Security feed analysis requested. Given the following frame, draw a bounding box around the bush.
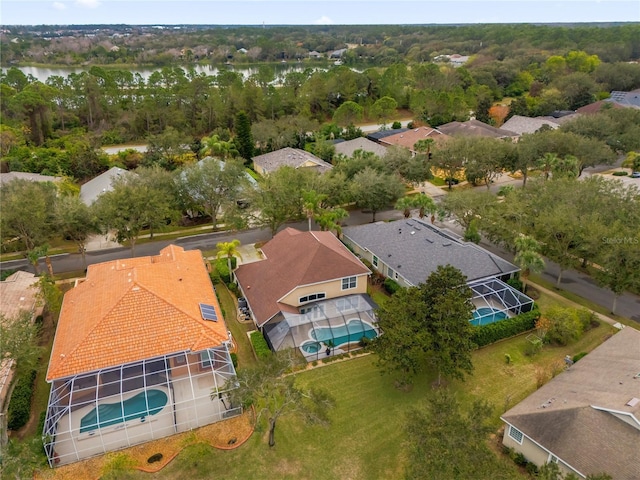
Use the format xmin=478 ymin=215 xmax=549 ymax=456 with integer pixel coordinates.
xmin=391 ymin=121 xmax=402 ymax=129
xmin=7 ymin=369 xmax=37 ymax=430
xmin=407 ymin=121 xmax=415 ymax=129
xmin=383 ymin=278 xmax=400 ymax=295
xmin=513 ymin=452 xmax=527 ymax=467
xmin=524 ymin=337 xmax=543 ymax=356
xmin=525 ymin=462 xmax=539 ymax=475
xmin=504 ymin=353 xmax=511 ymax=364
xmin=472 ymin=307 xmax=540 ymax=348
xmin=506 ymin=277 xmax=523 ymax=292
xmin=545 ymin=306 xmax=588 ymax=346
xmin=612 ymin=171 xmax=628 ymax=176
xmin=359 ymin=336 xmax=372 ymax=348
xmin=572 ymin=352 xmax=588 ymax=363
xmin=250 ymin=331 xmax=272 ymax=359
xmin=230 ymin=352 xmax=238 ymax=368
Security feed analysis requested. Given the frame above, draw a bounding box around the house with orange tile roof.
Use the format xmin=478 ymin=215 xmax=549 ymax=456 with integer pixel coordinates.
xmin=234 ymin=228 xmax=379 ymax=361
xmin=379 ymin=126 xmax=449 ymax=155
xmin=42 ymin=245 xmax=239 ymax=467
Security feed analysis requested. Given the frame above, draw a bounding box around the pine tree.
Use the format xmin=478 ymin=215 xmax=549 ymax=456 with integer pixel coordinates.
xmin=235 ymin=111 xmax=254 ymax=164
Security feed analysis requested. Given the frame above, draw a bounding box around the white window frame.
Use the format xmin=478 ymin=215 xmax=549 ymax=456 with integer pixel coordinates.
xmin=299 ymin=292 xmax=326 ymax=304
xmin=549 ymin=454 xmax=558 ymax=464
xmin=341 ymin=276 xmax=357 ymax=290
xmin=372 ymin=255 xmax=379 ymax=268
xmin=508 ymin=425 xmax=524 ymax=444
xmin=387 ymin=267 xmax=394 ymax=279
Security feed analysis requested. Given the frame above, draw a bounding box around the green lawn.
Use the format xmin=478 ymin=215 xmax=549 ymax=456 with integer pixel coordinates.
xmin=215 ymin=283 xmax=257 ymax=369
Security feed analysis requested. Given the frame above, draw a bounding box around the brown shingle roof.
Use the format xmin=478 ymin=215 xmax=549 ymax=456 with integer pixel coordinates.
xmin=234 ymin=228 xmax=369 ymax=326
xmin=47 ymin=245 xmax=228 ymax=381
xmin=501 ymin=327 xmax=640 ymax=479
xmin=379 ymin=127 xmax=449 ymax=151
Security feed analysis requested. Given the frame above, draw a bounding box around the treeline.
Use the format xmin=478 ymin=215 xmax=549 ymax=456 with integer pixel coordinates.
xmin=3 ymin=24 xmax=640 ymax=66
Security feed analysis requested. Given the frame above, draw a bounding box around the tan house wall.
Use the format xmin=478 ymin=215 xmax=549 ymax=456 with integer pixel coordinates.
xmin=280 ymin=275 xmax=368 ymax=307
xmin=345 ymin=242 xmax=413 ymax=288
xmin=502 ymin=428 xmax=584 ymax=479
xmin=253 ymin=162 xmax=266 ymax=176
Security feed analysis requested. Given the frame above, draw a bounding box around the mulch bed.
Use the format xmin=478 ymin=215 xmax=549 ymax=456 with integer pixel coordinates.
xmin=35 ymin=408 xmax=254 ymax=480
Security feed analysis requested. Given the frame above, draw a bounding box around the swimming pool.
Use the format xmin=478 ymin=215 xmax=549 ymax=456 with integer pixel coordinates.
xmin=471 ymin=307 xmax=508 ymax=326
xmin=300 ymin=319 xmax=378 ymax=354
xmin=80 ymin=389 xmax=168 ymax=433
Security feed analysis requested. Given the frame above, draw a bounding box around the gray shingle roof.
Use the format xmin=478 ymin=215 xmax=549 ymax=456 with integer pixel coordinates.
xmin=501 ymin=115 xmax=562 ymax=135
xmin=79 ymin=167 xmax=128 ymax=205
xmin=252 ymin=147 xmax=332 ymax=175
xmin=334 ymin=137 xmax=388 ymax=158
xmin=342 ymin=219 xmax=518 ymax=285
xmin=502 ymin=327 xmax=640 ymax=480
xmin=437 ymin=119 xmax=517 ymax=139
xmin=0 ymin=171 xmax=61 ymax=186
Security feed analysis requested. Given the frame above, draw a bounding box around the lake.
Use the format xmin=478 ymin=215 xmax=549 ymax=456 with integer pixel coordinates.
xmin=2 ymin=63 xmax=322 ymax=83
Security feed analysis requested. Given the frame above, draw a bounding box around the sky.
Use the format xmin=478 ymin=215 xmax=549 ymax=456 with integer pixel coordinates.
xmin=1 ymin=0 xmax=639 ymax=25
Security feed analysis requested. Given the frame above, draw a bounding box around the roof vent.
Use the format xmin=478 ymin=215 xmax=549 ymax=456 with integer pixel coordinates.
xmin=410 ymin=231 xmax=415 ymax=235
xmin=443 ymin=242 xmax=451 ymax=246
xmin=425 ymin=238 xmax=433 ymax=243
xmin=626 ymin=397 xmax=640 ymax=407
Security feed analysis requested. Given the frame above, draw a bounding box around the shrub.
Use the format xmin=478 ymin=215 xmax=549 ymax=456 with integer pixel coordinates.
xmin=407 ymin=121 xmax=415 ymax=129
xmin=572 ymin=352 xmax=588 ymax=363
xmin=230 ymin=352 xmax=238 ymax=368
xmin=504 ymin=353 xmax=511 ymax=364
xmin=250 ymin=331 xmax=272 ymax=359
xmin=391 ymin=121 xmax=402 ymax=129
xmin=383 ymin=278 xmax=400 ymax=295
xmin=359 ymin=336 xmax=372 ymax=348
xmin=524 ymin=337 xmax=543 ymax=356
xmin=506 ymin=277 xmax=523 ymax=292
xmin=513 ymin=452 xmax=527 ymax=467
xmin=214 ymin=258 xmax=231 ymax=284
xmin=471 ymin=307 xmax=540 ymax=348
xmin=545 ymin=306 xmax=587 ymax=346
xmin=612 ymin=171 xmax=628 ymax=176
xmin=7 ymin=369 xmax=37 ymax=430
xmin=525 ymin=462 xmax=539 ymax=475
xmin=227 ymin=283 xmax=240 ymax=296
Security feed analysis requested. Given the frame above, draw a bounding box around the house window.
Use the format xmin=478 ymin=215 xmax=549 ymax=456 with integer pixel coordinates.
xmin=173 ymin=354 xmax=187 ymax=366
xmin=387 ymin=267 xmax=394 ymax=279
xmin=299 ymin=292 xmax=326 ymax=304
xmin=200 ymin=351 xmax=212 ymax=369
xmin=508 ymin=425 xmax=524 ymax=444
xmin=372 ymin=256 xmax=379 ymax=268
xmin=549 ymin=455 xmax=558 ymax=464
xmin=342 ymin=276 xmax=357 ymax=290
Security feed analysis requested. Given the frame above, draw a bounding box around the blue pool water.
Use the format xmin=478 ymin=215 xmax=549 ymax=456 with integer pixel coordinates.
xmin=300 ymin=319 xmax=377 ymax=354
xmin=80 ymin=389 xmax=168 ymax=433
xmin=471 ymin=307 xmax=508 ymax=326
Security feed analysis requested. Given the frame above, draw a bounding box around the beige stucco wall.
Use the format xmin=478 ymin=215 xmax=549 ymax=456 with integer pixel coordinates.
xmin=253 ymin=162 xmax=266 ymax=176
xmin=345 ymin=241 xmax=413 ymax=288
xmin=502 ymin=427 xmax=584 ymax=479
xmin=280 ymin=276 xmax=367 ymax=307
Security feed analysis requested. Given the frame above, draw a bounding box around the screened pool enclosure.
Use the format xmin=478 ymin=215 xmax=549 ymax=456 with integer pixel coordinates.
xmin=263 ymin=294 xmax=380 ymax=362
xmin=469 ymin=278 xmax=535 ymax=326
xmin=43 ymin=345 xmax=239 ymax=467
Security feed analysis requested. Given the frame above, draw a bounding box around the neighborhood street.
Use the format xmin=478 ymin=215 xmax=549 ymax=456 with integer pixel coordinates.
xmin=2 ymin=204 xmax=638 ymax=323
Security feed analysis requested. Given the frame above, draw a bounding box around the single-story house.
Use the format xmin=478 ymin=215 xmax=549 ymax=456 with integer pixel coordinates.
xmin=252 ymin=147 xmax=333 ymax=176
xmin=501 ymin=327 xmax=640 ymax=480
xmin=577 ymin=90 xmax=640 ymax=114
xmin=329 ymin=48 xmax=347 ymax=59
xmin=0 ymin=270 xmax=43 ymax=413
xmin=333 ymin=137 xmax=389 ymax=158
xmin=0 ymin=171 xmax=61 ymax=187
xmin=379 ymin=127 xmax=449 ymax=155
xmin=79 ymin=167 xmax=128 ymax=205
xmin=342 ymin=219 xmax=534 ymax=324
xmin=234 ymin=228 xmax=378 ymax=361
xmin=366 ymin=128 xmax=410 ymax=144
xmin=500 ymin=115 xmax=563 ymax=136
xmin=42 ymin=245 xmax=238 ymax=467
xmin=437 ymin=119 xmax=518 ymax=140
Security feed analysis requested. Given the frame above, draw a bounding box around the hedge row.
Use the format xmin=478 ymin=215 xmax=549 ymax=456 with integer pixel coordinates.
xmin=7 ymin=369 xmax=37 ymax=431
xmin=250 ymin=331 xmax=272 ymax=359
xmin=472 ymin=308 xmax=540 ymax=348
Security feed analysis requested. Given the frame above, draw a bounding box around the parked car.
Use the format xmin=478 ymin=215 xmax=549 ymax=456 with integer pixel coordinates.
xmin=631 ymin=171 xmax=640 ymax=178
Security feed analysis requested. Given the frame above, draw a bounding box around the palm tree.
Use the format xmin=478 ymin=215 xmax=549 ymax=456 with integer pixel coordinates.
xmin=412 ymin=194 xmax=437 ymax=222
xmin=537 ymin=153 xmax=558 ymax=180
xmin=301 ymin=190 xmax=327 ymax=231
xmin=200 ymin=134 xmax=239 ymax=160
xmin=316 ymin=207 xmax=348 ymax=238
xmin=394 ymin=196 xmax=415 ymax=218
xmin=216 ymin=239 xmax=243 ymax=283
xmin=514 ymin=235 xmax=545 ymax=294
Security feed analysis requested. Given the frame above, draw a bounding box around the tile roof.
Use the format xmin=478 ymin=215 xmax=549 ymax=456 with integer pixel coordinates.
xmin=47 ymin=245 xmax=228 ymax=381
xmin=342 ymin=219 xmax=518 ymax=286
xmin=437 ymin=119 xmax=517 ymax=139
xmin=379 ymin=127 xmax=450 ymax=151
xmin=234 ymin=228 xmax=370 ymax=327
xmin=334 ymin=137 xmax=388 ymax=158
xmin=79 ymin=166 xmax=128 ymax=205
xmin=502 ymin=327 xmax=640 ymax=480
xmin=252 ymin=148 xmax=333 ymax=175
xmin=576 ymin=99 xmax=628 ymax=115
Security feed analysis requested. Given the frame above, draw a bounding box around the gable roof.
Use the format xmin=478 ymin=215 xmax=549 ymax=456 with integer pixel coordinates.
xmin=234 ymin=228 xmax=370 ymax=327
xmin=342 ymin=219 xmax=518 ymax=286
xmin=437 ymin=119 xmax=517 ymax=139
xmin=334 ymin=137 xmax=388 ymax=158
xmin=252 ymin=148 xmax=333 ymax=175
xmin=379 ymin=127 xmax=450 ymax=151
xmin=0 ymin=171 xmax=61 ymax=187
xmin=502 ymin=327 xmax=640 ymax=480
xmin=79 ymin=166 xmax=128 ymax=205
xmin=609 ymin=89 xmax=640 ymax=108
xmin=366 ymin=128 xmax=410 ymax=143
xmin=501 ymin=115 xmax=562 ymax=135
xmin=47 ymin=245 xmax=228 ymax=381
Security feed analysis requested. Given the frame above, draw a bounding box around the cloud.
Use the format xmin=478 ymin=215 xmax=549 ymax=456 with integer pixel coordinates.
xmin=314 ymin=15 xmax=333 ymax=25
xmin=75 ymin=0 xmax=101 ymax=8
xmin=52 ymin=1 xmax=67 ymax=10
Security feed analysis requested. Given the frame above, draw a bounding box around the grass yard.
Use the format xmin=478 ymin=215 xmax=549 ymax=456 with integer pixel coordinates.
xmin=215 ymin=283 xmax=257 ymax=368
